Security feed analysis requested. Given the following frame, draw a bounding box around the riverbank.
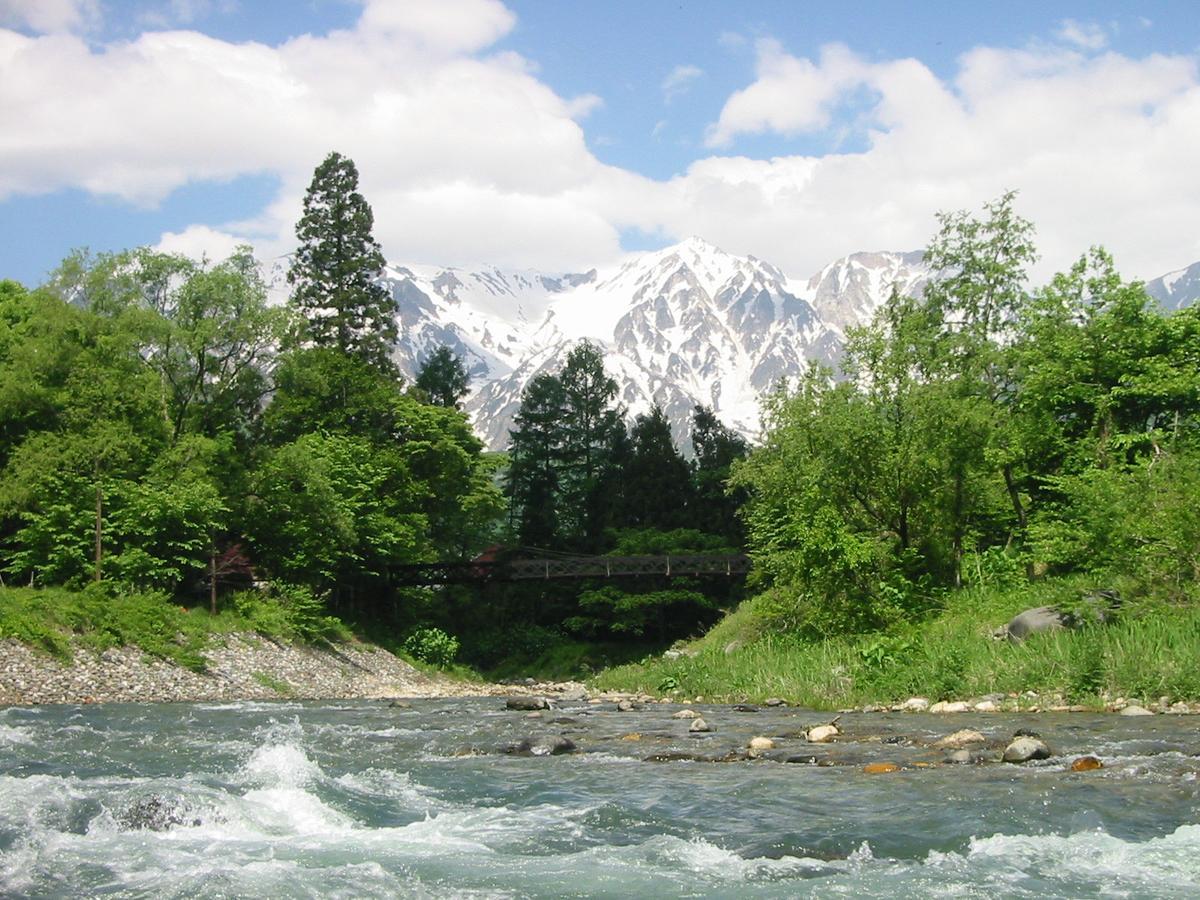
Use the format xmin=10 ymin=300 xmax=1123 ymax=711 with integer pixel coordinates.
xmin=0 ymin=634 xmax=491 ymax=705
xmin=593 ymin=579 xmax=1200 ymax=712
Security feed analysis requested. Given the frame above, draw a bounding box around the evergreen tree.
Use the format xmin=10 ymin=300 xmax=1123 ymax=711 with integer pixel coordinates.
xmin=622 ymin=405 xmax=693 ymax=530
xmin=415 ymin=345 xmax=470 ymax=408
xmin=504 ymin=372 xmax=565 ymax=548
xmin=690 ymin=404 xmax=749 ymax=543
xmin=288 ymin=151 xmax=397 ymax=373
xmin=557 ymin=341 xmax=623 ymax=549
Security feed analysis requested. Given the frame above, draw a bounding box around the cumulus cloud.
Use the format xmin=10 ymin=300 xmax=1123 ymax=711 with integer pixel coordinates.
xmin=0 ymin=0 xmax=100 ymax=32
xmin=693 ymin=38 xmax=1200 ymax=279
xmin=2 ymin=4 xmax=1200 ymax=285
xmin=153 ymin=224 xmax=246 ymax=262
xmin=1056 ymin=19 xmax=1109 ymax=51
xmin=705 ymin=40 xmax=869 ymax=146
xmin=662 ymin=64 xmax=702 ymax=102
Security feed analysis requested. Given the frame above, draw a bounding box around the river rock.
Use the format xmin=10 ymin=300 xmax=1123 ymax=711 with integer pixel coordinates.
xmin=748 ymin=736 xmax=775 ymax=756
xmin=504 ymin=735 xmax=577 ymax=756
xmin=764 ymin=697 xmax=786 ymax=707
xmin=899 ymin=697 xmax=930 ymax=712
xmin=973 ymin=700 xmax=999 ymax=712
xmin=944 ymin=749 xmax=973 ymax=764
xmin=689 ymin=717 xmax=713 ymax=733
xmin=863 ymin=762 xmax=899 ymax=774
xmin=1119 ymin=704 xmax=1155 ymax=716
xmin=1071 ymin=755 xmax=1104 ymax=771
xmin=806 ymin=724 xmax=839 ymax=743
xmin=934 ymin=729 xmax=987 ymax=749
xmin=616 ymin=699 xmax=637 ymax=712
xmin=620 ymin=732 xmax=642 ymax=742
xmin=732 ymin=704 xmax=758 ymax=713
xmin=524 ymin=711 xmax=543 ymax=719
xmin=505 ymin=696 xmax=550 ymax=711
xmin=672 ymin=709 xmax=701 ymax=719
xmin=1002 ymin=736 xmax=1051 ymax=763
xmin=116 ymin=796 xmax=199 ymax=831
xmin=930 ymin=701 xmax=970 ymax=714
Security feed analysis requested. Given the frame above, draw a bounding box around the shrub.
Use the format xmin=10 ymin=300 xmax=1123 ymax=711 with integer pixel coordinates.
xmin=403 ymin=626 xmax=459 ymax=667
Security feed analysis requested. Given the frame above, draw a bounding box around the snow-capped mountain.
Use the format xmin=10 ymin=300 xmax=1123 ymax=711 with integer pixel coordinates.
xmin=802 ymin=250 xmax=929 ymax=333
xmin=1146 ymin=261 xmax=1200 ymax=311
xmin=383 ymin=238 xmax=928 ymax=450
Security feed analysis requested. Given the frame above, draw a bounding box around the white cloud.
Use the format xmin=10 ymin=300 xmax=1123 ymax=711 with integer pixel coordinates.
xmin=2 ymin=4 xmax=1200 ymax=288
xmin=1056 ymin=19 xmax=1109 ymax=51
xmin=705 ymin=41 xmax=868 ymax=146
xmin=661 ymin=63 xmax=702 ymax=102
xmin=153 ymin=224 xmax=245 ymax=262
xmin=0 ymin=0 xmax=99 ymax=32
xmin=688 ymin=37 xmax=1200 ymax=280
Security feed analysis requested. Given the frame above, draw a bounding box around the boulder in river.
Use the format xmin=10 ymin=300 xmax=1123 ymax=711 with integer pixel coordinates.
xmin=863 ymin=762 xmax=900 ymax=774
xmin=689 ymin=717 xmax=713 ymax=733
xmin=933 ymin=729 xmax=986 ymax=750
xmin=898 ymin=697 xmax=930 ymax=712
xmin=1002 ymin=736 xmax=1052 ymax=763
xmin=1071 ymin=755 xmax=1104 ymax=772
xmin=503 ymin=735 xmax=577 ymax=756
xmin=1119 ymin=704 xmax=1155 ymax=716
xmin=944 ymin=749 xmax=977 ymax=765
xmin=748 ymin=736 xmax=775 ymax=756
xmin=672 ymin=709 xmax=701 ymax=719
xmin=505 ymin=696 xmax=551 ymax=711
xmin=115 ymin=796 xmax=199 ymax=831
xmin=806 ymin=724 xmax=839 ymax=743
xmin=616 ymin=699 xmax=637 ymax=712
xmin=930 ymin=701 xmax=970 ymax=714
xmin=764 ymin=697 xmax=787 ymax=707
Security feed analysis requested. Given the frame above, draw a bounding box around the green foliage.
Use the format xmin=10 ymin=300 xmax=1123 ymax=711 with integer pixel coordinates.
xmin=568 ymin=586 xmax=717 ymax=639
xmin=0 ymin=584 xmax=208 ymax=670
xmin=593 ymin=576 xmax=1200 ymax=708
xmin=402 ymin=626 xmax=459 ymax=667
xmin=288 ymin=151 xmax=397 ymax=373
xmin=415 ymin=345 xmax=470 ymax=409
xmin=231 ymin=584 xmax=350 ymax=644
xmin=504 ymin=340 xmax=623 ymax=551
xmin=620 ymin=406 xmax=694 ymax=530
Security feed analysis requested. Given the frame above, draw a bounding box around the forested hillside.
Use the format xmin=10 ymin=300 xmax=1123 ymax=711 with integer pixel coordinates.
xmin=2 ymin=162 xmax=1198 ymax=695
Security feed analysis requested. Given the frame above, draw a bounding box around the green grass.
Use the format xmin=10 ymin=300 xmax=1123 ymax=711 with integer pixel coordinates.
xmin=251 ymin=671 xmax=295 ymax=696
xmin=592 ymin=577 xmax=1200 ymax=708
xmin=0 ymin=584 xmax=356 ymax=672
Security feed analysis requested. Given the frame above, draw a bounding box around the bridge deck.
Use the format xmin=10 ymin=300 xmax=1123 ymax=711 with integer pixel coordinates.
xmin=392 ymin=554 xmax=750 ymax=587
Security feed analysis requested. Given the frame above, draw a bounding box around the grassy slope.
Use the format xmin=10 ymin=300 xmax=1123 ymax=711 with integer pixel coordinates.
xmin=0 ymin=585 xmax=351 ymax=672
xmin=592 ymin=576 xmax=1200 ymax=708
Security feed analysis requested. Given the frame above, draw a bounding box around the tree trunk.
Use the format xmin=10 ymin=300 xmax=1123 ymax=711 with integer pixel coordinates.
xmin=93 ymin=475 xmax=103 ymax=583
xmin=210 ymin=548 xmax=218 ymax=615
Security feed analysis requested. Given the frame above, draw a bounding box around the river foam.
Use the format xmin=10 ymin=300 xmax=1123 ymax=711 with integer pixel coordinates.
xmin=2 ymin=700 xmax=1198 ymax=898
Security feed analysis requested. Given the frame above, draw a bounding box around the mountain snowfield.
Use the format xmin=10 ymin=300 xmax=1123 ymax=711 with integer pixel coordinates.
xmin=381 ymin=237 xmax=1198 ymax=451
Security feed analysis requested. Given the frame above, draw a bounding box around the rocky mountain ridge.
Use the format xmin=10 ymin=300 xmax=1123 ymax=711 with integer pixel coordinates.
xmin=382 ymin=239 xmax=1198 ymax=450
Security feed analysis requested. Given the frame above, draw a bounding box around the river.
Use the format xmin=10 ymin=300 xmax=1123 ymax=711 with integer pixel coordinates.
xmin=1 ymin=698 xmax=1198 ymax=897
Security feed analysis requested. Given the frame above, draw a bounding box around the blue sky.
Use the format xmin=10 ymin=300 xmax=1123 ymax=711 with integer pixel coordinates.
xmin=2 ymin=0 xmax=1199 ymax=286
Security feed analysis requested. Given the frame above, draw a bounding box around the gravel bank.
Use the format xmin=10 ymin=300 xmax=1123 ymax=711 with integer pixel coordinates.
xmin=0 ymin=635 xmax=499 ymax=706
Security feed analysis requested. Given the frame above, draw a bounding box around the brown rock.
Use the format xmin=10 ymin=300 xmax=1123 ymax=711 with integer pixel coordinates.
xmin=1071 ymin=755 xmax=1104 ymax=772
xmin=863 ymin=762 xmax=900 ymax=774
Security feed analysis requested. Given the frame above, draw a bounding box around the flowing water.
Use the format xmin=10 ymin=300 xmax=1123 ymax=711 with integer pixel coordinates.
xmin=1 ymin=698 xmax=1198 ymax=898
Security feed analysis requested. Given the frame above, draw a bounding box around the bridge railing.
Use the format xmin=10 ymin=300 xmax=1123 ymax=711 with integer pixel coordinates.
xmin=390 ymin=554 xmax=750 ymax=586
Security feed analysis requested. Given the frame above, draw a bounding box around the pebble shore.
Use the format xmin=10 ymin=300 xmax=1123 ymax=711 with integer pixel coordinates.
xmin=0 ymin=635 xmax=505 ymax=706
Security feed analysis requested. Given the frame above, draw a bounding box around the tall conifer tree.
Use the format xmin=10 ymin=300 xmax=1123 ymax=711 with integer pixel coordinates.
xmin=288 ymin=151 xmax=398 ymax=372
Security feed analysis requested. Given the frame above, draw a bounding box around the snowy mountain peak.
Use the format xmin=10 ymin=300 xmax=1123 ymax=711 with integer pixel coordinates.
xmin=384 ymin=240 xmax=1200 ymax=453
